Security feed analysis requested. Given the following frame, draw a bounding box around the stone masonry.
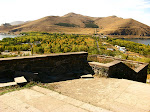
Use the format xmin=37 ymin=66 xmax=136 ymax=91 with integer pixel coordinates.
xmin=89 ymin=55 xmax=149 ymax=83
xmin=0 ymin=52 xmax=148 ymax=83
xmin=0 ymin=52 xmax=93 ymax=82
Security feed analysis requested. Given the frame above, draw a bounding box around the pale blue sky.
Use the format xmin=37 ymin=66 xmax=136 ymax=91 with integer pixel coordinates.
xmin=0 ymin=0 xmax=150 ymax=26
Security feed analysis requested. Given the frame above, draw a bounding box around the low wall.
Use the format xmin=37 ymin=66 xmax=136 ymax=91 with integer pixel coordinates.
xmin=89 ymin=56 xmax=149 ymax=83
xmin=0 ymin=52 xmax=92 ymax=82
xmin=0 ymin=52 xmax=148 ymax=83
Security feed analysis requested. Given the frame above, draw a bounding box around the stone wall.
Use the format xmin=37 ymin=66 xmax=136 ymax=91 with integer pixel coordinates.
xmin=0 ymin=52 xmax=92 ymax=82
xmin=0 ymin=52 xmax=148 ymax=83
xmin=89 ymin=56 xmax=149 ymax=83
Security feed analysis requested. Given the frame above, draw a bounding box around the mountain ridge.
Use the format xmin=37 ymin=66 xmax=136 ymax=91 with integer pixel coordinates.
xmin=0 ymin=12 xmax=150 ymax=36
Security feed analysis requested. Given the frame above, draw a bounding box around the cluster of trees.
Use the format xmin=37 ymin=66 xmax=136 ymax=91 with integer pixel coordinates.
xmin=54 ymin=22 xmax=99 ymax=28
xmin=55 ymin=23 xmax=78 ymax=27
xmin=0 ymin=32 xmax=98 ymax=54
xmin=83 ymin=20 xmax=99 ymax=28
xmin=1 ymin=33 xmax=149 ymax=58
xmin=85 ymin=23 xmax=99 ymax=28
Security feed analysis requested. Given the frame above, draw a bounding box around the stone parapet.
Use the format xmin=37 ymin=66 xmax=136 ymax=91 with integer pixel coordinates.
xmin=89 ymin=55 xmax=149 ymax=83
xmin=0 ymin=52 xmax=92 ymax=82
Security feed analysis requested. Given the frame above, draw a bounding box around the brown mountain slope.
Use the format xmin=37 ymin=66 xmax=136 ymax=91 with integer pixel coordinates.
xmin=0 ymin=13 xmax=150 ymax=36
xmin=0 ymin=24 xmax=23 ymax=33
xmin=95 ymin=16 xmax=150 ymax=36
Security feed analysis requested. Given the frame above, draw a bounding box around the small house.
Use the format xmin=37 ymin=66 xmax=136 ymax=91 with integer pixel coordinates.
xmin=107 ymin=48 xmax=114 ymax=51
xmin=119 ymin=47 xmax=126 ymax=53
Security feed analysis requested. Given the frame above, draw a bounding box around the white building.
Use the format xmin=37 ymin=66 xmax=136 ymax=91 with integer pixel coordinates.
xmin=115 ymin=45 xmax=126 ymax=53
xmin=119 ymin=47 xmax=126 ymax=53
xmin=107 ymin=48 xmax=114 ymax=51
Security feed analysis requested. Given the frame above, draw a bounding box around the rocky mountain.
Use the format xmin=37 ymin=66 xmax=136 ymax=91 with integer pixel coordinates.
xmin=0 ymin=13 xmax=150 ymax=36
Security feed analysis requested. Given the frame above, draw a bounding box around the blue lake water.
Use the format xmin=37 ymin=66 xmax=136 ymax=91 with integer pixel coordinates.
xmin=122 ymin=38 xmax=150 ymax=45
xmin=0 ymin=34 xmax=18 ymax=40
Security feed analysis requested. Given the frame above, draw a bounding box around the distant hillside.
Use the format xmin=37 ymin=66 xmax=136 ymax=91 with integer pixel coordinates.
xmin=10 ymin=21 xmax=26 ymax=25
xmin=0 ymin=12 xmax=150 ymax=36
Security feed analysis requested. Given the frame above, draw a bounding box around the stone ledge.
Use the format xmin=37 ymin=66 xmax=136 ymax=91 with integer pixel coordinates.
xmin=0 ymin=52 xmax=88 ymax=61
xmin=135 ymin=63 xmax=149 ymax=73
xmin=89 ymin=60 xmax=121 ymax=68
xmin=14 ymin=76 xmax=27 ymax=84
xmin=0 ymin=82 xmax=17 ymax=87
xmin=96 ymin=55 xmax=147 ymax=65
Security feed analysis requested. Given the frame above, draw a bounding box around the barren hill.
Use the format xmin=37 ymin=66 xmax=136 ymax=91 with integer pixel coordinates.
xmin=95 ymin=16 xmax=150 ymax=36
xmin=0 ymin=12 xmax=150 ymax=36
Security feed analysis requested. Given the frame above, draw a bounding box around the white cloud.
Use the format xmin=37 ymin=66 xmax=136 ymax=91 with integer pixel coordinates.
xmin=0 ymin=0 xmax=150 ymax=26
xmin=136 ymin=1 xmax=150 ymax=8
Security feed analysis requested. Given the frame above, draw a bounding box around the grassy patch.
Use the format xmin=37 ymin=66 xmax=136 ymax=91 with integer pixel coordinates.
xmin=87 ymin=55 xmax=113 ymax=63
xmin=0 ymin=82 xmax=36 ymax=95
xmin=0 ymin=81 xmax=59 ymax=95
xmin=0 ymin=82 xmax=46 ymax=95
xmin=124 ymin=62 xmax=138 ymax=69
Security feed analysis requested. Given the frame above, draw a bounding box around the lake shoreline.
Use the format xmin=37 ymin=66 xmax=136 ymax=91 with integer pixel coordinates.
xmin=0 ymin=34 xmax=21 ymax=40
xmin=122 ymin=38 xmax=150 ymax=45
xmin=107 ymin=35 xmax=150 ymax=45
xmin=115 ymin=37 xmax=150 ymax=39
xmin=108 ymin=35 xmax=150 ymax=39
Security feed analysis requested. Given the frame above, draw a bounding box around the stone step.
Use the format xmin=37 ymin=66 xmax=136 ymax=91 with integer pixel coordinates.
xmin=0 ymin=82 xmax=17 ymax=87
xmin=14 ymin=76 xmax=27 ymax=84
xmin=80 ymin=74 xmax=94 ymax=78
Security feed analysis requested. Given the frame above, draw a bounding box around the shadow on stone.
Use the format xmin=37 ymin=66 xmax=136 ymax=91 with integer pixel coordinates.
xmin=0 ymin=70 xmax=15 ymax=83
xmin=0 ymin=78 xmax=14 ymax=83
